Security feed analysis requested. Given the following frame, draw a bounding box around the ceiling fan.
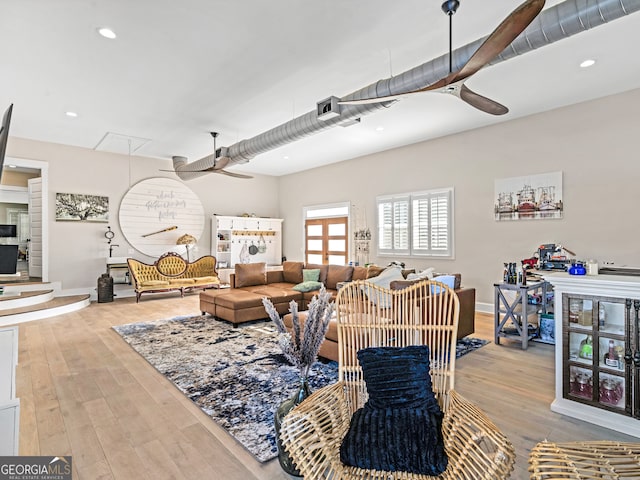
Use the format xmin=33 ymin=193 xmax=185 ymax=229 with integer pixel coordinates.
xmin=339 ymin=0 xmax=545 ymax=115
xmin=164 ymin=132 xmax=253 ymax=179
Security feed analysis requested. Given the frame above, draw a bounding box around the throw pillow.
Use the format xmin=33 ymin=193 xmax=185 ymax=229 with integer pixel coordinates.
xmin=431 ymin=274 xmax=456 ymax=294
xmin=361 ymin=266 xmax=405 ymax=308
xmin=406 ymin=267 xmax=436 ymax=281
xmin=234 ymin=262 xmax=267 ymax=288
xmin=339 ymin=346 xmax=447 ymax=475
xmin=305 ymin=263 xmax=329 ymax=284
xmin=282 ymin=261 xmax=304 ymax=284
xmin=365 ymin=265 xmax=386 ymax=279
xmin=302 ymin=268 xmax=321 ymax=282
xmin=357 ymin=345 xmax=439 ymax=410
xmin=292 ymin=280 xmax=323 ymax=292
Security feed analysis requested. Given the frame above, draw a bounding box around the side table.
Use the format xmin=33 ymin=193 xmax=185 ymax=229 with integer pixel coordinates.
xmin=494 ymin=281 xmax=550 ymax=350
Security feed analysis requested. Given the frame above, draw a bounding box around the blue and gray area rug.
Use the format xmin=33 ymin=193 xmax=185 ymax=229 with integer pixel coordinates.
xmin=113 ymin=315 xmax=488 ymax=463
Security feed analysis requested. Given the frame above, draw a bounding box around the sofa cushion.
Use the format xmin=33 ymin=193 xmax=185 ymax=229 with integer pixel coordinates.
xmin=283 ymin=310 xmax=337 ymax=341
xmin=305 ymin=263 xmax=329 ymax=284
xmin=214 ymin=290 xmax=265 ymax=309
xmin=303 ymin=268 xmax=321 ymax=282
xmin=352 ymin=266 xmax=368 ymax=281
xmin=282 ymin=261 xmax=304 ymax=284
xmin=235 ymin=262 xmax=267 ymax=287
xmin=326 ymin=265 xmax=354 ymax=290
xmin=168 ymin=278 xmax=195 ymax=285
xmin=249 ymin=285 xmax=301 ymax=304
xmin=293 ymin=280 xmax=323 ymax=292
xmin=140 ymin=279 xmax=170 ymax=287
xmin=193 ymin=276 xmax=220 ymax=284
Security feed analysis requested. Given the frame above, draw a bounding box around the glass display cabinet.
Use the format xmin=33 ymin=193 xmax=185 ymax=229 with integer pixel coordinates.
xmin=564 ymin=295 xmax=630 ymax=415
xmin=545 ymin=272 xmax=640 ymax=437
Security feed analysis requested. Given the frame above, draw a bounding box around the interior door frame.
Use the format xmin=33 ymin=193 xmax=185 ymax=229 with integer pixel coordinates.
xmin=3 ymin=156 xmax=49 ymax=281
xmin=304 ymin=217 xmax=349 ymax=265
xmin=302 ymin=202 xmax=351 ymax=265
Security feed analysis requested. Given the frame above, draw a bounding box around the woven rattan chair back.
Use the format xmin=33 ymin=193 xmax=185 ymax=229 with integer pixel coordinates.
xmin=335 ymin=279 xmax=459 ymax=413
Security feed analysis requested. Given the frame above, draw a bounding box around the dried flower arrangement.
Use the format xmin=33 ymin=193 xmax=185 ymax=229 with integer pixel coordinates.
xmin=262 ymin=286 xmax=335 ymax=378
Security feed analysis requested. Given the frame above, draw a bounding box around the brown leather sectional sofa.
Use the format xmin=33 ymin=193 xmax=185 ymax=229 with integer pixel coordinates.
xmin=200 ymin=261 xmax=380 ymax=325
xmin=282 ymin=273 xmax=476 ymax=362
xmin=200 ymin=261 xmax=476 ymax=363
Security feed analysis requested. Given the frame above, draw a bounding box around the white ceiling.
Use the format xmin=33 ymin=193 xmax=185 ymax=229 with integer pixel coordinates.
xmin=3 ymin=0 xmax=640 ymax=177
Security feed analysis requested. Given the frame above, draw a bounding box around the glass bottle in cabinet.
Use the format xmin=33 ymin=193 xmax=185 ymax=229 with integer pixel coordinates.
xmin=563 ymin=294 xmax=630 ymax=415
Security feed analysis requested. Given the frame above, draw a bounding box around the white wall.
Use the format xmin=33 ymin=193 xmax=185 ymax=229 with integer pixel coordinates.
xmin=6 ymin=138 xmax=280 ymax=291
xmin=278 ymin=88 xmax=640 ymax=307
xmin=6 ymin=88 xmax=639 ymax=302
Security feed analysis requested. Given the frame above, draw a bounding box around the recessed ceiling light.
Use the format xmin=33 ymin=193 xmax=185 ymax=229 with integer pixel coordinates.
xmin=65 ymin=111 xmax=78 ymax=118
xmin=375 ymin=126 xmax=385 ymax=132
xmin=98 ymin=27 xmax=117 ymax=39
xmin=580 ymin=59 xmax=596 ymax=68
xmin=283 ymin=155 xmax=289 ymax=160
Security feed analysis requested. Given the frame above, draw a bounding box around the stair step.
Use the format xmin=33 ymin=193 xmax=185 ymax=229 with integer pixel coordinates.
xmin=0 ymin=290 xmax=55 ymax=311
xmin=0 ymin=294 xmax=91 ymax=327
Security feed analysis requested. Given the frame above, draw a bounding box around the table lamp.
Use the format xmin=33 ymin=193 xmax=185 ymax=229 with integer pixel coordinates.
xmin=176 ymin=234 xmax=197 ymax=262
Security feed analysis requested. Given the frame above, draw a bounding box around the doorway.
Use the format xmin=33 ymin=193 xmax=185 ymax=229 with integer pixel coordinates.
xmin=0 ymin=157 xmax=48 ymax=281
xmin=305 ymin=217 xmax=349 ymax=265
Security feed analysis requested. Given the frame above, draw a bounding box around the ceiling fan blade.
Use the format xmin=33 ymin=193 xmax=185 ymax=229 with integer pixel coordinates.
xmin=458 ymin=84 xmax=508 ymax=115
xmin=161 ymin=167 xmax=215 ymax=173
xmin=340 ymin=0 xmax=544 ymax=107
xmin=451 ymin=0 xmax=545 ymax=83
xmin=215 ymin=169 xmax=253 ymax=179
xmin=213 ymin=156 xmax=230 ymax=170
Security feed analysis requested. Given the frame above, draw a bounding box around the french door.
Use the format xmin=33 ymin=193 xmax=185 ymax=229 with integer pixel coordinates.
xmin=305 ymin=217 xmax=348 ymax=265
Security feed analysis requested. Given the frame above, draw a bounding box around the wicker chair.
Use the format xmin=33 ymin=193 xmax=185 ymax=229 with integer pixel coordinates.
xmin=279 ymin=279 xmax=516 ymax=480
xmin=529 ymin=440 xmax=640 ymax=479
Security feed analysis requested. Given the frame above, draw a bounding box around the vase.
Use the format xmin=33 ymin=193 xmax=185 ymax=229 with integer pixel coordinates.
xmin=274 ymin=376 xmax=311 ymax=476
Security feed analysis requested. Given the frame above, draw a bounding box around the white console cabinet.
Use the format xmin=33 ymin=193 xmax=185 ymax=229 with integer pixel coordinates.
xmin=0 ymin=326 xmax=20 ymax=455
xmin=211 ymin=215 xmax=283 ymax=269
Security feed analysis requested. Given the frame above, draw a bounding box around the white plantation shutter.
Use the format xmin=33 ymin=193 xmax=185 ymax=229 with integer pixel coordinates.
xmin=393 ymin=200 xmax=409 ymax=251
xmin=378 ymin=201 xmax=393 ymax=250
xmin=377 ymin=195 xmax=410 ymax=255
xmin=412 ymin=189 xmax=452 ymax=256
xmin=377 ymin=188 xmax=453 ymax=258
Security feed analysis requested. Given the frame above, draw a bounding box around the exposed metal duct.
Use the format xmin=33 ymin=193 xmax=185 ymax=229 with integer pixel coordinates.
xmin=175 ymin=0 xmax=640 ymax=180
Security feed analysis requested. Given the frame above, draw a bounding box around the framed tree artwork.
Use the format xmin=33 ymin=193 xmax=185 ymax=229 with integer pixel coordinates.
xmin=55 ymin=193 xmax=109 ymax=222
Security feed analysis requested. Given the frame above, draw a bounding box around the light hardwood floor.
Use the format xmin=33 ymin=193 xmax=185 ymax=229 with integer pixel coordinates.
xmin=13 ymin=293 xmax=637 ymax=480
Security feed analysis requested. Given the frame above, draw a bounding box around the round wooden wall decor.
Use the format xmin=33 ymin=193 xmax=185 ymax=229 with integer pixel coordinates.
xmin=118 ymin=177 xmax=205 ymax=257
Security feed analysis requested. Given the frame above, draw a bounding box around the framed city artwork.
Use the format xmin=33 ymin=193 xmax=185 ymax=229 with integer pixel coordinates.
xmin=494 ymin=171 xmax=563 ymax=221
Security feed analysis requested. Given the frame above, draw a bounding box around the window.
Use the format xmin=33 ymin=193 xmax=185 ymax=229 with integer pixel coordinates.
xmin=377 ymin=187 xmax=453 ymax=258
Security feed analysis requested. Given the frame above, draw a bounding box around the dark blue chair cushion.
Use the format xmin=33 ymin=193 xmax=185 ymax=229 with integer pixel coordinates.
xmin=357 ymin=345 xmax=439 ymax=410
xmin=339 ymin=345 xmax=448 ymax=475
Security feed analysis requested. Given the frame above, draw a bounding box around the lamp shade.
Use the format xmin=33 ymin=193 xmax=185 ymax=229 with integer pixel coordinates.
xmin=176 ymin=234 xmax=197 ymax=245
